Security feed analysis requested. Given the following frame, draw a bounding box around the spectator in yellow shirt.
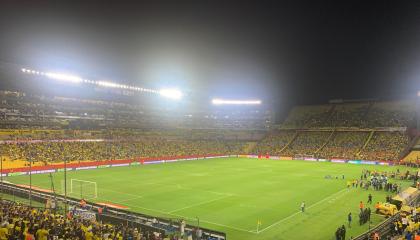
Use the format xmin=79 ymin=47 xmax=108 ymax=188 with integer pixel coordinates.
xmin=35 ymin=224 xmax=48 ymax=240
xmin=0 ymin=223 xmax=8 ymax=240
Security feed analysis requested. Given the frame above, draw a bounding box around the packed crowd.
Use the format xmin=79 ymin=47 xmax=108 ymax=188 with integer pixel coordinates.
xmin=324 ymin=103 xmax=369 ymax=128
xmin=320 ymin=132 xmax=368 ymax=159
xmin=0 ymin=199 xmax=176 ymax=240
xmin=282 ymin=105 xmax=332 ymax=128
xmin=360 ymin=132 xmax=409 ymax=161
xmin=283 ymin=100 xmax=416 ymax=129
xmin=253 ymin=131 xmax=296 ymax=156
xmin=390 ymin=208 xmax=420 ymax=240
xmin=1 ymin=139 xmax=246 ymax=163
xmin=281 ymin=131 xmax=331 ymax=156
xmin=254 ymin=130 xmax=409 ymax=161
xmin=0 ymin=129 xmax=265 ymax=142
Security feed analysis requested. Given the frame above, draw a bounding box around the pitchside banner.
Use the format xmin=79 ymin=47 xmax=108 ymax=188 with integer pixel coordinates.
xmin=331 ymin=159 xmax=347 ymax=163
xmin=71 ymin=207 xmax=96 ymax=221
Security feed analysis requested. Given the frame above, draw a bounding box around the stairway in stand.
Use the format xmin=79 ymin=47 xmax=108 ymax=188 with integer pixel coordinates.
xmin=279 ymin=131 xmax=299 ymax=153
xmin=356 ymin=130 xmax=375 ymax=157
xmin=243 ymin=141 xmax=258 ymax=154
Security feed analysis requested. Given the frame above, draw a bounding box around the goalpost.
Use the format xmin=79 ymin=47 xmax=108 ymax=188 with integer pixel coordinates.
xmin=61 ymin=179 xmax=98 ymax=200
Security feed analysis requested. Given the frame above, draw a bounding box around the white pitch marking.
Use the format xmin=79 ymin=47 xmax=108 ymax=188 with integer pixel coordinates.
xmin=101 ymin=188 xmax=144 ymax=198
xmin=168 ymin=195 xmax=232 ymax=214
xmin=257 ymin=188 xmax=350 ymax=234
xmin=116 ymin=195 xmax=144 ymax=203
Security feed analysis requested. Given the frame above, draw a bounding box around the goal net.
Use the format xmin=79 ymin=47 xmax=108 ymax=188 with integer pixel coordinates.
xmin=61 ymin=179 xmax=98 ymax=200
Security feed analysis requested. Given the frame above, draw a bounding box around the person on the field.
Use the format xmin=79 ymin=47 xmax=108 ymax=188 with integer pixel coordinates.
xmin=301 ymin=202 xmax=305 ymax=212
xmin=347 ymin=212 xmax=352 ymax=228
xmin=335 ymin=228 xmax=340 ymax=240
xmin=368 ymin=193 xmax=372 ymax=204
xmin=359 ymin=201 xmax=364 ymax=212
xmin=367 ymin=208 xmax=371 ymax=223
xmin=359 ymin=211 xmax=364 ymax=225
xmin=341 ymin=225 xmax=346 ymax=240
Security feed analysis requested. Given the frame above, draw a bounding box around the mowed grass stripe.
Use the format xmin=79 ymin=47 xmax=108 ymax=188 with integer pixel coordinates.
xmin=6 ymin=158 xmax=414 ymax=240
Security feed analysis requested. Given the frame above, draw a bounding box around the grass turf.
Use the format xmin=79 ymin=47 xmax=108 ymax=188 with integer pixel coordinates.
xmin=5 ymin=158 xmax=415 ymax=240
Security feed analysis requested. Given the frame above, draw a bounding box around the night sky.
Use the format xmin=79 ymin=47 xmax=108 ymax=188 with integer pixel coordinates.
xmin=0 ymin=1 xmax=419 ymax=115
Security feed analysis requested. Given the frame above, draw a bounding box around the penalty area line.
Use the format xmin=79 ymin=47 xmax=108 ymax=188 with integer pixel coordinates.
xmin=257 ymin=188 xmax=350 ymax=234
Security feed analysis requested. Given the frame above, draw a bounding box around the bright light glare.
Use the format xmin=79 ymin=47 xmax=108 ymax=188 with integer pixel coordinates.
xmin=96 ymin=81 xmax=120 ymax=88
xmin=45 ymin=72 xmax=82 ymax=83
xmin=418 ymin=91 xmax=420 ymax=97
xmin=212 ymin=98 xmax=262 ymax=105
xmin=21 ymin=67 xmax=168 ymax=97
xmin=159 ymin=89 xmax=183 ymax=100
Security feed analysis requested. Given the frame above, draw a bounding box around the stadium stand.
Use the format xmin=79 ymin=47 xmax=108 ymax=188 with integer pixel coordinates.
xmin=366 ymin=101 xmax=416 ymax=128
xmin=403 ymin=150 xmax=420 ymax=163
xmin=402 ymin=138 xmax=420 ymax=164
xmin=281 ymin=104 xmax=332 ymax=128
xmin=318 ymin=131 xmax=369 ymax=159
xmin=253 ymin=130 xmax=296 ymax=156
xmin=0 ymin=94 xmax=415 ymax=164
xmin=252 ymin=99 xmax=416 ymax=161
xmin=281 ymin=131 xmax=332 ymax=157
xmin=359 ymin=132 xmax=409 ymax=161
xmin=253 ymin=129 xmax=410 ymax=161
xmin=0 ymin=82 xmax=418 ymax=240
xmin=0 ymin=91 xmax=272 ymax=130
xmin=282 ymin=100 xmax=416 ymax=129
xmin=0 ymin=139 xmax=246 ymax=164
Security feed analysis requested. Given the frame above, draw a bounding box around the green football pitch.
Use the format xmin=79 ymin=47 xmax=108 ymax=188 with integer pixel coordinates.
xmin=5 ymin=158 xmax=415 ymax=240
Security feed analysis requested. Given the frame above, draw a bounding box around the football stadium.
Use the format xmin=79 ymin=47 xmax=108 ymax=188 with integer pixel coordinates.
xmin=1 ymin=1 xmax=420 ymax=240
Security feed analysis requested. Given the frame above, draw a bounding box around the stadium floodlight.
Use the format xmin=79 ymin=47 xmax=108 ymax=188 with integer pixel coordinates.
xmin=45 ymin=72 xmax=83 ymax=83
xmin=211 ymin=98 xmax=262 ymax=105
xmin=20 ymin=66 xmax=178 ymax=98
xmin=418 ymin=91 xmax=420 ymax=97
xmin=159 ymin=88 xmax=183 ymax=100
xmin=96 ymin=81 xmax=120 ymax=88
